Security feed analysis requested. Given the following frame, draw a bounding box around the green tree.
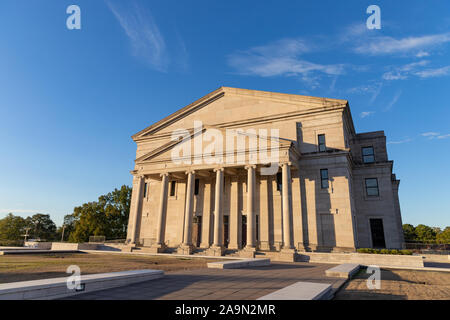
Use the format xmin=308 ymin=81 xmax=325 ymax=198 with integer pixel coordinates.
xmin=403 ymin=224 xmax=416 ymax=241
xmin=25 ymin=214 xmax=57 ymax=241
xmin=436 ymin=227 xmax=450 ymax=244
xmin=69 ymin=185 xmax=131 ymax=243
xmin=414 ymin=224 xmax=436 ymax=242
xmin=0 ymin=213 xmax=27 ymax=240
xmin=55 ymin=214 xmax=77 ymax=242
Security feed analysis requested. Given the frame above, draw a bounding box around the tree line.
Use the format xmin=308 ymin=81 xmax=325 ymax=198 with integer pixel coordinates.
xmin=403 ymin=224 xmax=450 ymax=243
xmin=0 ymin=185 xmax=131 ymax=245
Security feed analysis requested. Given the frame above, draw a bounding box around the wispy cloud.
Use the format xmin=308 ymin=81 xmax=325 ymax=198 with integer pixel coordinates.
xmin=422 ymin=132 xmax=450 ymax=139
xmin=354 ymin=32 xmax=450 ymax=55
xmin=106 ymin=0 xmax=168 ymax=72
xmin=387 ymin=138 xmax=413 ymax=145
xmin=385 ymin=90 xmax=402 ymax=111
xmin=415 ymin=66 xmax=450 ymax=78
xmin=360 ymin=111 xmax=375 ymax=118
xmin=227 ymin=38 xmax=346 ymax=88
xmin=383 ymin=60 xmax=430 ymax=80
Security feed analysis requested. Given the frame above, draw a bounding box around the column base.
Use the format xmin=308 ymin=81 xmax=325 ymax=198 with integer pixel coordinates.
xmin=148 ymin=243 xmax=167 ymax=253
xmin=259 ymin=241 xmax=271 ymax=251
xmin=240 ymin=246 xmax=256 ymax=258
xmin=278 ymin=248 xmax=296 ymax=262
xmin=206 ymin=245 xmax=225 ymax=256
xmin=177 ymin=244 xmax=194 ymax=255
xmin=121 ymin=244 xmax=136 ymax=253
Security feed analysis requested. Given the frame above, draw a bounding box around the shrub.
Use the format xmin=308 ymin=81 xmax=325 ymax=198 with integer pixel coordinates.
xmin=356 ymin=248 xmax=412 ymax=255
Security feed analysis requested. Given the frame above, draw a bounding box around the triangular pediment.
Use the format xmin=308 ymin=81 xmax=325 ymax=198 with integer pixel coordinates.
xmin=135 ymin=125 xmax=295 ymax=165
xmin=132 ymin=87 xmax=348 ymax=141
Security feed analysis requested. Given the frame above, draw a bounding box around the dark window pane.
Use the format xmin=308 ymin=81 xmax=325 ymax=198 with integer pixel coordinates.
xmin=276 ymin=172 xmax=282 ymax=191
xmin=365 ymin=178 xmax=379 ymax=196
xmin=320 ymin=169 xmax=329 ymax=189
xmin=362 ymin=147 xmax=375 ymax=163
xmin=363 ymin=155 xmax=375 ymax=163
xmin=194 ymin=179 xmax=200 ymax=195
xmin=143 ymin=183 xmax=148 ymax=198
xmin=365 ymin=178 xmax=378 ymax=187
xmin=170 ymin=181 xmax=176 ymax=196
xmin=367 ymin=187 xmax=379 ymax=196
xmin=318 ymin=134 xmax=326 ymax=152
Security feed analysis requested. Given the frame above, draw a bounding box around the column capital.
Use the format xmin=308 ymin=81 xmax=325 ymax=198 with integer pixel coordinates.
xmin=280 ymin=162 xmax=292 ymax=168
xmin=244 ymin=164 xmax=257 ymax=170
xmin=213 ymin=167 xmax=224 ymax=173
xmin=160 ymin=172 xmax=170 ymax=178
xmin=185 ymin=170 xmax=196 ymax=175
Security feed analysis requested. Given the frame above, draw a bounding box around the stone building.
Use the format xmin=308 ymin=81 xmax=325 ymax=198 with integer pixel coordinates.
xmin=125 ymin=87 xmax=404 ymax=257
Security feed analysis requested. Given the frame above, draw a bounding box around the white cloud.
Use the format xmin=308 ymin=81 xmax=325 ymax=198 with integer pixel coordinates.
xmin=416 ymin=51 xmax=430 ymax=58
xmin=383 ymin=60 xmax=430 ymax=81
xmin=227 ymin=38 xmax=346 ymax=86
xmin=387 ymin=138 xmax=413 ymax=145
xmin=421 ymin=132 xmax=450 ymax=140
xmin=106 ymin=0 xmax=168 ymax=72
xmin=385 ymin=90 xmax=402 ymax=111
xmin=354 ymin=32 xmax=450 ymax=55
xmin=421 ymin=132 xmax=440 ymax=137
xmin=415 ymin=66 xmax=450 ymax=78
xmin=360 ymin=111 xmax=375 ymax=118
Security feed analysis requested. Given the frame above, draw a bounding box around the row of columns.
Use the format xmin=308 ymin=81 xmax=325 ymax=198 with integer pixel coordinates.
xmin=132 ymin=162 xmax=294 ymax=254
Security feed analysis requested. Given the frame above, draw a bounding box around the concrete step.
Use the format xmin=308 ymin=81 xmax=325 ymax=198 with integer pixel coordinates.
xmin=0 ymin=269 xmax=164 ymax=300
xmin=208 ymin=258 xmax=271 ymax=269
xmin=325 ymin=264 xmax=360 ymax=279
xmin=257 ymin=281 xmax=333 ymax=300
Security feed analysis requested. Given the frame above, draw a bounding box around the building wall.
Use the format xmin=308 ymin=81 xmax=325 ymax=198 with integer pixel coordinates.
xmin=128 ymin=89 xmax=404 ymax=251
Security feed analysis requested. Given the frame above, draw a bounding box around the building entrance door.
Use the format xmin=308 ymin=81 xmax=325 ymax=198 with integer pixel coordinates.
xmin=223 ymin=215 xmax=229 ymax=248
xmin=241 ymin=215 xmax=247 ymax=248
xmin=192 ymin=216 xmax=202 ymax=247
xmin=370 ymin=218 xmax=386 ymax=248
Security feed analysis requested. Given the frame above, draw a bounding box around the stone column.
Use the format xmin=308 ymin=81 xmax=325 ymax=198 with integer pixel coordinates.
xmin=178 ymin=170 xmax=195 ymax=254
xmin=259 ymin=177 xmax=270 ymax=250
xmin=129 ymin=175 xmax=144 ymax=245
xmin=151 ymin=173 xmax=169 ymax=253
xmin=228 ymin=177 xmax=240 ymax=250
xmin=207 ymin=167 xmax=225 ymax=256
xmin=280 ymin=162 xmax=296 ymax=262
xmin=241 ymin=165 xmax=256 ymax=257
xmin=200 ymin=181 xmax=212 ymax=248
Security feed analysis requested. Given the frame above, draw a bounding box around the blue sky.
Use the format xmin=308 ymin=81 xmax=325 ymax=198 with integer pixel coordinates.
xmin=0 ymin=0 xmax=449 ymax=228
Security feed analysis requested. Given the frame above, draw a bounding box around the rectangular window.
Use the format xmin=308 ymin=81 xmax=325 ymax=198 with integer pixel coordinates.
xmin=170 ymin=181 xmax=176 ymax=197
xmin=143 ymin=183 xmax=148 ymax=198
xmin=276 ymin=172 xmax=282 ymax=191
xmin=320 ymin=169 xmax=329 ymax=189
xmin=318 ymin=134 xmax=326 ymax=152
xmin=365 ymin=178 xmax=379 ymax=196
xmin=362 ymin=146 xmax=375 ymax=164
xmin=194 ymin=179 xmax=200 ymax=195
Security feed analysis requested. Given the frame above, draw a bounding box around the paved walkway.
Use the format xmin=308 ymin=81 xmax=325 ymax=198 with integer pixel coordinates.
xmin=66 ymin=262 xmax=346 ymax=300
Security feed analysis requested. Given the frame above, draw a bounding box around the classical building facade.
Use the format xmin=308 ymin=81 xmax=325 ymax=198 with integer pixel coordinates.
xmin=126 ymin=87 xmax=404 ymax=257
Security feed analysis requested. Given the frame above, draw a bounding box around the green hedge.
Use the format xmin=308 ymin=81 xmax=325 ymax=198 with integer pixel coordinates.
xmin=357 ymin=248 xmax=412 ymax=255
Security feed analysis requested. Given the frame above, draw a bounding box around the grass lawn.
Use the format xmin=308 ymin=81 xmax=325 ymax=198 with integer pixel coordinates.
xmin=335 ymin=267 xmax=450 ymax=300
xmin=0 ymin=252 xmax=216 ymax=284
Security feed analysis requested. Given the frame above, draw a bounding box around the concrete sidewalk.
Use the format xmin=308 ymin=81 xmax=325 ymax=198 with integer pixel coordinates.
xmin=64 ymin=262 xmax=346 ymax=300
